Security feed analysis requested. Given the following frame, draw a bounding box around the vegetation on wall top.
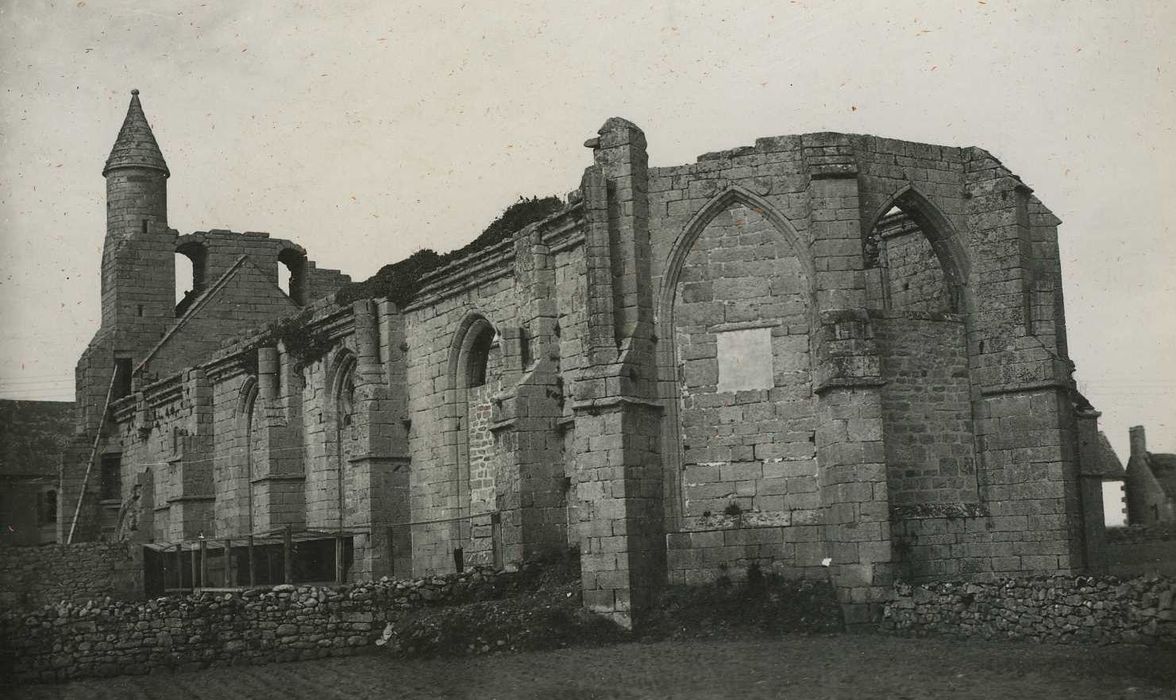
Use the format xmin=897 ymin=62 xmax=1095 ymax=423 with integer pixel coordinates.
xmin=334 ymin=195 xmax=563 ymax=308
xmin=250 ymin=310 xmax=334 ymax=371
xmin=241 ymin=196 xmax=564 ymax=371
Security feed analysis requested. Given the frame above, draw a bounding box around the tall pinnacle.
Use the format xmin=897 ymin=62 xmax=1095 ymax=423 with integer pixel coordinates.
xmin=103 ymin=89 xmax=169 ymax=177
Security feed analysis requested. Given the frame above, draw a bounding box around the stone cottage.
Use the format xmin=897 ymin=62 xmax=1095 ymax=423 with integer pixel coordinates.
xmin=62 ymin=91 xmax=1115 ymax=625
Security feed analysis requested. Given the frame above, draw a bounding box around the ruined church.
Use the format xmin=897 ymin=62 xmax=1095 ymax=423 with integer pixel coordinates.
xmin=63 ymin=91 xmax=1114 ymax=625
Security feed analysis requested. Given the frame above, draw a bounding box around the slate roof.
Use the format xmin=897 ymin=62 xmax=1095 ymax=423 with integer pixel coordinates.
xmin=1093 ymin=431 xmax=1127 ymax=480
xmin=103 ymin=90 xmax=169 ymax=177
xmin=0 ymin=400 xmax=74 ymax=479
xmin=1150 ymin=452 xmax=1176 ymax=499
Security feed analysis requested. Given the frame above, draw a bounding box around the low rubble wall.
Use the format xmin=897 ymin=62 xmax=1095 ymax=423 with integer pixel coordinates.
xmin=1 ymin=566 xmax=527 ymax=683
xmin=882 ymin=575 xmax=1175 ymax=646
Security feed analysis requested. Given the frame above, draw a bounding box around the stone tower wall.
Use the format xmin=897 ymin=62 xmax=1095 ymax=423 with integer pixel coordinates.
xmin=102 ymin=167 xmax=172 ymax=336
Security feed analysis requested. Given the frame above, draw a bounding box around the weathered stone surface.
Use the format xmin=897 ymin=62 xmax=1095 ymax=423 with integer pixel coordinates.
xmin=57 ymin=94 xmax=1127 ymax=632
xmin=882 ymin=574 xmax=1176 ymax=647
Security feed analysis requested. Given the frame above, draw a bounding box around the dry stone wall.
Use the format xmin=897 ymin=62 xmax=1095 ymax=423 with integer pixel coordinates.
xmin=0 ymin=566 xmax=532 ymax=683
xmin=883 ymin=575 xmax=1176 ymax=646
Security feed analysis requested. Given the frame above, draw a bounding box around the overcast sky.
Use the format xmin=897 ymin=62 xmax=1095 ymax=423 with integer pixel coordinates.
xmin=0 ymin=0 xmax=1172 ymax=459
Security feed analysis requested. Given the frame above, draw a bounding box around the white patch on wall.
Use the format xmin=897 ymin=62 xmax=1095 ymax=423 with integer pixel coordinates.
xmin=715 ymin=327 xmax=774 ymax=393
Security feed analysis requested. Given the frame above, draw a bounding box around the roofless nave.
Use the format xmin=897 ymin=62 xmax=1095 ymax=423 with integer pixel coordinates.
xmin=62 ymin=92 xmax=1116 ymax=626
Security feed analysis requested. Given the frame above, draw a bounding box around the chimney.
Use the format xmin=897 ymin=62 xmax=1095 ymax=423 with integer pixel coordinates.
xmin=1129 ymin=425 xmax=1147 ymax=457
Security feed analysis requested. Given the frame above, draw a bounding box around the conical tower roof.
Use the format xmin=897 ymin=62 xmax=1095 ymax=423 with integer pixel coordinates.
xmin=103 ymin=89 xmax=169 ymax=177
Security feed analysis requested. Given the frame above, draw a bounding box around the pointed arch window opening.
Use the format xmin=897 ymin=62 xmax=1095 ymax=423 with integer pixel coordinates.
xmin=337 ymin=364 xmax=357 ymax=428
xmin=332 ymin=354 xmax=358 ymax=533
xmin=865 ymin=203 xmax=960 ymax=315
xmin=449 ymin=316 xmax=500 ymax=553
xmin=466 ymin=328 xmax=496 ymax=388
xmin=655 ymin=186 xmax=817 ymax=531
xmin=242 ymin=382 xmax=259 ymax=536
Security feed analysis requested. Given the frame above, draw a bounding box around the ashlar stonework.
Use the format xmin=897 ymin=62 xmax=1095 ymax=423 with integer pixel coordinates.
xmin=61 ymin=93 xmax=1115 ymax=627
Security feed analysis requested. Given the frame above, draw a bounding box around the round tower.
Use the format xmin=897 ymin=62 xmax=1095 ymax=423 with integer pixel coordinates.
xmin=99 ymin=89 xmax=175 ymax=335
xmin=66 ymin=90 xmax=175 ymax=543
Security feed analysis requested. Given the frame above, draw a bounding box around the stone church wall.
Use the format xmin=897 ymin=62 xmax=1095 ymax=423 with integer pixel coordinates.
xmin=403 ymin=268 xmax=524 ymax=573
xmin=66 ymin=92 xmax=1107 ymax=628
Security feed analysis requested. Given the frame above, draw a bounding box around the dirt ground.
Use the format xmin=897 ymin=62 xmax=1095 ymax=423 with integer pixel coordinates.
xmin=5 ymin=634 xmax=1174 ymax=699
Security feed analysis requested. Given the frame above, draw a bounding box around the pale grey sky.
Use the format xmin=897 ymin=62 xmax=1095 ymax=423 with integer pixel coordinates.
xmin=0 ymin=0 xmax=1172 ymax=459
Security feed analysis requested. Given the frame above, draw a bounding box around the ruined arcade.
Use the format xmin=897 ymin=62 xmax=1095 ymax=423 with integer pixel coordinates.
xmin=63 ymin=92 xmax=1108 ymax=626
